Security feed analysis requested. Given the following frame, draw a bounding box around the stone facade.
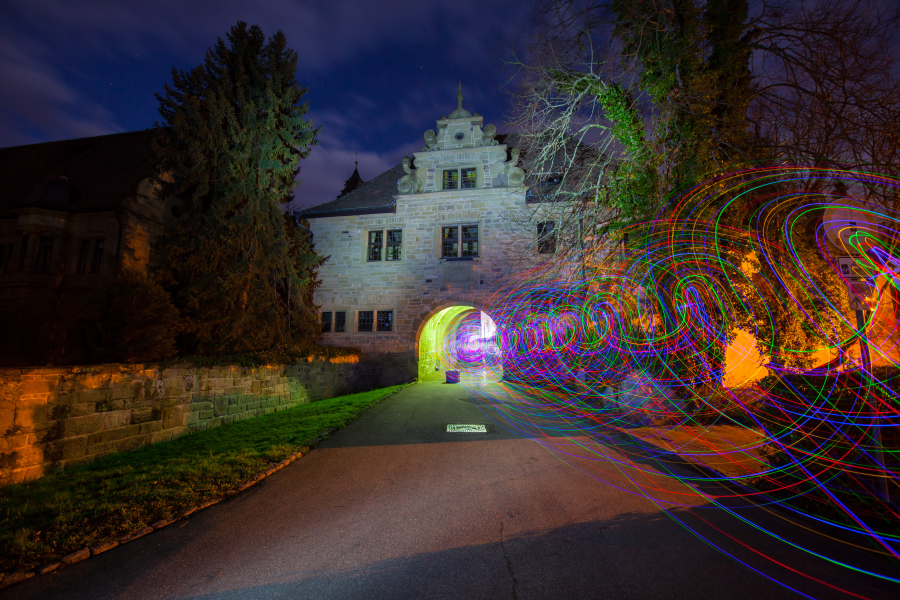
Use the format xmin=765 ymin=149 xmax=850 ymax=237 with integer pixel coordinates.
xmin=300 ymin=89 xmax=551 ymax=378
xmin=0 ymin=355 xmax=402 ymax=486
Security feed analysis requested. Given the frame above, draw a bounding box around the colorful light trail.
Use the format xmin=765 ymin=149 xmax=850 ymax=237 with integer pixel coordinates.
xmin=458 ymin=167 xmax=900 ymax=595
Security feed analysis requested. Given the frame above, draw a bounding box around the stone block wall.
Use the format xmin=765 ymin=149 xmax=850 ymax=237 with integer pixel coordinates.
xmin=0 ymin=354 xmax=405 ymax=486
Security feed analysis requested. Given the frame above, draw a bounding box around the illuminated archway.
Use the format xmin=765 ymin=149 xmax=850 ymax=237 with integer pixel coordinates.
xmin=417 ymin=305 xmax=502 ymax=383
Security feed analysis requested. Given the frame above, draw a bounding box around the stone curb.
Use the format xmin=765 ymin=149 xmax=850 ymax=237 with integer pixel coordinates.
xmin=0 ymin=385 xmax=408 ymax=590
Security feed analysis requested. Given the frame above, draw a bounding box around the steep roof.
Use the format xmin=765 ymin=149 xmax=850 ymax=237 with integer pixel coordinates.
xmin=0 ymin=130 xmax=154 ymax=218
xmin=300 ymin=164 xmax=404 ymax=218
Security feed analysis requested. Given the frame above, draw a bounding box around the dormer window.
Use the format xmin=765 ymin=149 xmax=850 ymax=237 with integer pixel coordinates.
xmin=442 ymin=167 xmax=477 ymax=190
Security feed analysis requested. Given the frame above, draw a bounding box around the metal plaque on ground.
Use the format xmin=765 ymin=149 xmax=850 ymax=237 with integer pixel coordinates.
xmin=447 ymin=424 xmax=487 ymax=433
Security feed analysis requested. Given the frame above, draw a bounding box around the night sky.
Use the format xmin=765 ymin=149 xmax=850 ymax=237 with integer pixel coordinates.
xmin=0 ymin=0 xmax=530 ymax=208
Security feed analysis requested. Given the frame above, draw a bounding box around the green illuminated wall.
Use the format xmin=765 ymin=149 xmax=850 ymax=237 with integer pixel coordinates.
xmin=418 ymin=305 xmax=474 ymax=380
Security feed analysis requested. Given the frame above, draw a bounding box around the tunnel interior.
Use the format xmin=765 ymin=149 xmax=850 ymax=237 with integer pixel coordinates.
xmin=417 ymin=305 xmax=502 ymax=383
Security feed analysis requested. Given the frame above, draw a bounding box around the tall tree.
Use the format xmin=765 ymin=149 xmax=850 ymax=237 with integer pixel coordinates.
xmin=511 ymin=0 xmax=900 ymax=241
xmin=510 ymin=0 xmax=900 ymax=373
xmin=152 ymin=22 xmax=321 ymax=354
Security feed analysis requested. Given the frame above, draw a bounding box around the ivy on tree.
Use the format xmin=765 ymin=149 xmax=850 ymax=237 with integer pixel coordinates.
xmin=152 ymin=21 xmax=321 ymax=354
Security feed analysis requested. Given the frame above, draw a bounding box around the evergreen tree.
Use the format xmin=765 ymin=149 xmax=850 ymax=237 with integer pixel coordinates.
xmin=152 ymin=22 xmax=320 ymax=354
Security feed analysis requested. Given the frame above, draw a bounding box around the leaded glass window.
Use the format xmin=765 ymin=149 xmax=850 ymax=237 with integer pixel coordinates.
xmin=358 ymin=310 xmax=374 ymax=332
xmin=441 ymin=226 xmax=458 ymax=258
xmin=461 ymin=225 xmax=478 ymax=257
xmin=35 ymin=236 xmax=53 ymax=272
xmin=377 ymin=310 xmax=393 ymax=332
xmin=367 ymin=231 xmax=383 ymax=261
xmin=90 ymin=239 xmax=104 ymax=274
xmin=442 ymin=169 xmax=458 ymax=190
xmin=461 ymin=167 xmax=477 ymax=189
xmin=442 ymin=167 xmax=478 ymax=190
xmin=386 ymin=229 xmax=402 ymax=261
xmin=77 ymin=239 xmax=91 ymax=274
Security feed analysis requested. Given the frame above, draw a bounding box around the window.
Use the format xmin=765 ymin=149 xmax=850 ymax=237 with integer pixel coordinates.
xmin=377 ymin=310 xmax=393 ymax=332
xmin=76 ymin=239 xmax=91 ymax=274
xmin=442 ymin=224 xmax=479 ymax=258
xmin=461 ymin=168 xmax=477 ymax=189
xmin=367 ymin=231 xmax=383 ymax=261
xmin=386 ymin=229 xmax=402 ymax=261
xmin=321 ymin=311 xmax=332 ymax=333
xmin=358 ymin=310 xmax=374 ymax=332
xmin=18 ymin=235 xmax=29 ymax=269
xmin=441 ymin=226 xmax=458 ymax=258
xmin=441 ymin=167 xmax=478 ymax=190
xmin=537 ymin=221 xmax=556 ymax=254
xmin=35 ymin=236 xmax=54 ymax=272
xmin=461 ymin=225 xmax=478 ymax=257
xmin=368 ymin=229 xmax=402 ymax=262
xmin=90 ymin=238 xmax=105 ymax=274
xmin=335 ymin=311 xmax=346 ymax=332
xmin=442 ymin=169 xmax=458 ymax=190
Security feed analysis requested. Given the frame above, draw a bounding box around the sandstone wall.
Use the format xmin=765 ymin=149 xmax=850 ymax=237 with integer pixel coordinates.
xmin=0 ymin=354 xmax=405 ymax=486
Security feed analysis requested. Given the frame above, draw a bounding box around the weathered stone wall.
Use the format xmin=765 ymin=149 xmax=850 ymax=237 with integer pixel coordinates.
xmin=0 ymin=354 xmax=405 ymax=486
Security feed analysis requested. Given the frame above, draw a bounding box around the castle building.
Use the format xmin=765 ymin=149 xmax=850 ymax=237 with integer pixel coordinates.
xmin=298 ymin=87 xmax=555 ymax=380
xmin=0 ymin=131 xmax=168 ymax=365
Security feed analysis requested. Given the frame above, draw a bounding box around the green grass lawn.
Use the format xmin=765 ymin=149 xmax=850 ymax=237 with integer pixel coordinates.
xmin=0 ymin=384 xmax=407 ymax=573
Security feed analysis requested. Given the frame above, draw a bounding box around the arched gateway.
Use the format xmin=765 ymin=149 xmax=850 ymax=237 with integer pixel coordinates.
xmin=414 ymin=303 xmax=502 ymax=382
xmin=296 ymin=86 xmax=545 ymax=384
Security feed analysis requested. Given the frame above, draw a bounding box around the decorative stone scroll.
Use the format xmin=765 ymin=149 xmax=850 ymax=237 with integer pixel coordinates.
xmin=397 ymin=156 xmax=424 ymax=194
xmin=482 ymin=123 xmax=499 ymax=146
xmin=505 ymin=147 xmax=526 ymax=186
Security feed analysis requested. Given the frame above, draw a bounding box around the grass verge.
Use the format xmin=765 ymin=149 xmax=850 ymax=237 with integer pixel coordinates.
xmin=0 ymin=384 xmax=407 ymax=573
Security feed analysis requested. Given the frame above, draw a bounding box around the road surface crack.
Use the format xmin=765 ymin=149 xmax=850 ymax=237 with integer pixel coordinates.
xmin=499 ymin=521 xmax=519 ymax=600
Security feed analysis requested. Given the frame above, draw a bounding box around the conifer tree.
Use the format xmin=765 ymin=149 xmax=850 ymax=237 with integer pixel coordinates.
xmin=152 ymin=22 xmax=321 ymax=354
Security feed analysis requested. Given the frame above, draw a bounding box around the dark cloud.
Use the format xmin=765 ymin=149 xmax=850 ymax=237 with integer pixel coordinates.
xmin=0 ymin=0 xmax=529 ymax=204
xmin=0 ymin=29 xmax=124 ymax=146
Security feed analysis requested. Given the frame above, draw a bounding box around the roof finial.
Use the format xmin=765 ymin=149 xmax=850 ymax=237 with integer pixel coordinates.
xmin=355 ymin=152 xmax=358 ymax=168
xmin=448 ymin=81 xmax=472 ymax=119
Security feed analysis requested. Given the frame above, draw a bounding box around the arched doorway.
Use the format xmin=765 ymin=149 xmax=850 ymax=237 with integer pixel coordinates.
xmin=417 ymin=305 xmax=502 ymax=383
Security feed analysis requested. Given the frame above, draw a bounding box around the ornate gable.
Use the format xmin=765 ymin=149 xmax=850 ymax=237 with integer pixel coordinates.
xmin=397 ymin=83 xmax=524 ymax=194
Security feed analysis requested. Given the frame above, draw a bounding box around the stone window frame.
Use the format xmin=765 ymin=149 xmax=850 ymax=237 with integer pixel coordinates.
xmin=365 ymin=228 xmax=403 ymax=262
xmin=441 ymin=223 xmax=479 ymax=259
xmin=355 ymin=308 xmax=395 ymax=333
xmin=440 ymin=166 xmax=480 ymax=191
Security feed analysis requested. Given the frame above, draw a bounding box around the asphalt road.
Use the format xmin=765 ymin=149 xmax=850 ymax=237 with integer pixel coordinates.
xmin=3 ymin=381 xmax=897 ymax=599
